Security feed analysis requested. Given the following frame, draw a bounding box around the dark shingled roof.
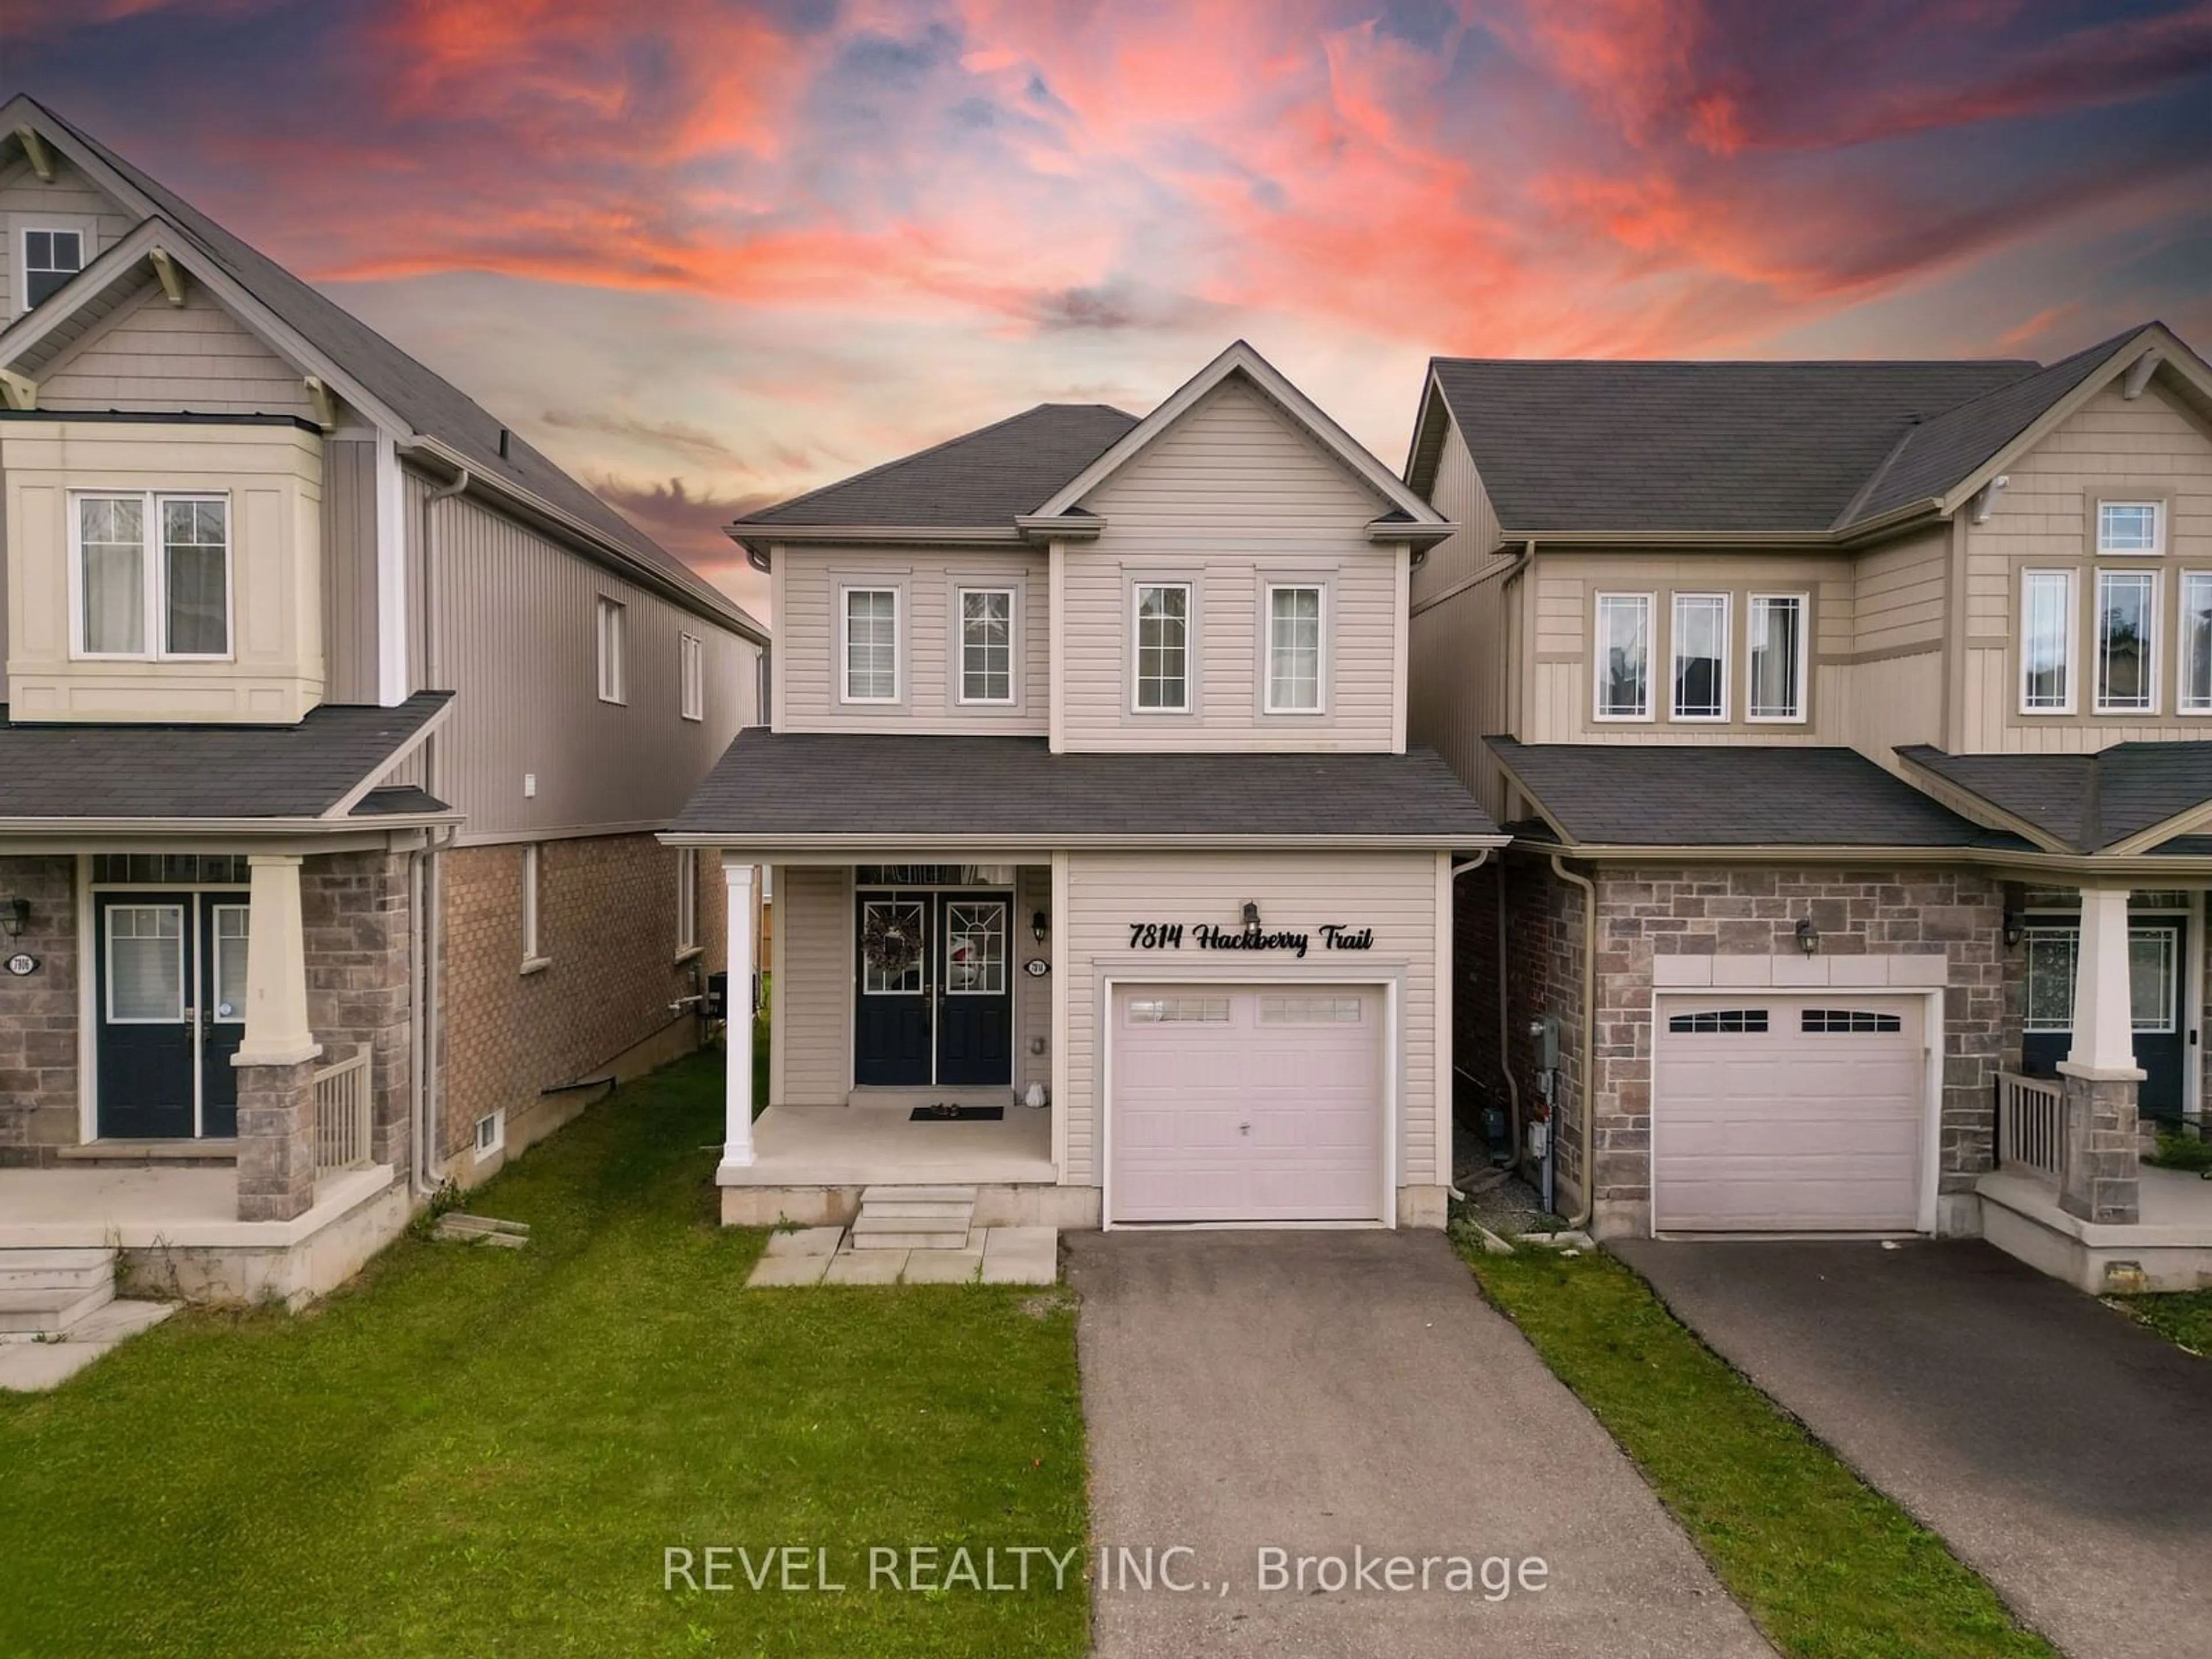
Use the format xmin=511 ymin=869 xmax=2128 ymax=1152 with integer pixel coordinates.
xmin=1426 ymin=336 xmax=2147 ymax=533
xmin=25 ymin=100 xmax=763 ymax=643
xmin=737 ymin=404 xmax=1138 ymax=530
xmin=350 ymin=784 xmax=450 ymax=817
xmin=0 ymin=694 xmax=449 ymax=820
xmin=1899 ymin=744 xmax=2212 ymax=853
xmin=672 ymin=729 xmax=1498 ymax=843
xmin=1487 ymin=740 xmax=2016 ymax=848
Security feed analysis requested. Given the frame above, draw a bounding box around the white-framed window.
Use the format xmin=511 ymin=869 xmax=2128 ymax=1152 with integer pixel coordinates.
xmin=2094 ymin=568 xmax=2157 ymax=714
xmin=1264 ymin=584 xmax=1324 ymax=713
xmin=2098 ymin=501 xmax=2163 ymax=556
xmin=842 ymin=587 xmax=899 ymax=703
xmin=1745 ymin=593 xmax=1807 ymax=722
xmin=520 ymin=843 xmax=547 ymax=969
xmin=1593 ymin=592 xmax=1652 ymax=721
xmin=2019 ymin=569 xmax=2075 ymax=713
xmin=675 ymin=846 xmax=698 ymax=955
xmin=1671 ymin=592 xmax=1729 ymax=721
xmin=2179 ymin=572 xmax=2212 ymax=714
xmin=209 ymin=903 xmax=249 ymax=1021
xmin=19 ymin=225 xmax=85 ymax=311
xmin=70 ymin=491 xmax=232 ymax=660
xmin=474 ymin=1110 xmax=506 ymax=1157
xmin=679 ymin=632 xmax=704 ymax=722
xmin=596 ymin=596 xmax=627 ymax=703
xmin=1132 ymin=582 xmax=1190 ymax=712
xmin=957 ymin=587 xmax=1014 ymax=704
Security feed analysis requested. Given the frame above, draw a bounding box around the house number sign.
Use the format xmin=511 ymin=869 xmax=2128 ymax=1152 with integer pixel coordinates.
xmin=1127 ymin=922 xmax=1374 ymax=960
xmin=4 ymin=953 xmax=37 ymax=976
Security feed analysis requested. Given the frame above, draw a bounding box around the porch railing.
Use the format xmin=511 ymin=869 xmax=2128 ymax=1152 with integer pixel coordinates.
xmin=313 ymin=1047 xmax=373 ymax=1176
xmin=1995 ymin=1071 xmax=2065 ymax=1180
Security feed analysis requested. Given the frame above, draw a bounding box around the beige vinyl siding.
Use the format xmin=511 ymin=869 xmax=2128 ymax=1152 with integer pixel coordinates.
xmin=0 ymin=153 xmax=135 ymax=319
xmin=1844 ymin=647 xmax=1944 ymax=764
xmin=770 ymin=864 xmax=853 ymax=1106
xmin=39 ymin=285 xmax=314 ymax=418
xmin=1408 ymin=423 xmax=1515 ymax=810
xmin=772 ymin=546 xmax=1047 ymax=733
xmin=1059 ymin=850 xmax=1439 ymax=1189
xmin=1959 ymin=381 xmax=2212 ymax=752
xmin=1409 ymin=416 xmax=1505 ymax=600
xmin=320 ymin=434 xmax=380 ymax=703
xmin=1522 ymin=552 xmax=1853 ymax=744
xmin=1852 ymin=525 xmax=1949 ymax=656
xmin=410 ymin=483 xmax=759 ymax=840
xmin=1060 ymin=377 xmax=1403 ymax=751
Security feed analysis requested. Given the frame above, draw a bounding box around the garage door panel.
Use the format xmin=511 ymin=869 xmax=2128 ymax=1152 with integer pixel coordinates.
xmin=1112 ymin=984 xmax=1382 ymax=1224
xmin=1655 ymin=997 xmax=1926 ymax=1233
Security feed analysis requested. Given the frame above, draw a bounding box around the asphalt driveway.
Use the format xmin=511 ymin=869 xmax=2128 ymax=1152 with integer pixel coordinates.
xmin=1066 ymin=1229 xmax=1771 ymax=1658
xmin=1614 ymin=1237 xmax=2212 ymax=1659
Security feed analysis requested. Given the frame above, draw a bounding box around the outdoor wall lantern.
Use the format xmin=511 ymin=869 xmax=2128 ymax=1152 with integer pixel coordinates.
xmin=0 ymin=897 xmax=28 ymax=938
xmin=1031 ymin=909 xmax=1049 ymax=945
xmin=1794 ymin=916 xmax=1820 ymax=956
xmin=2002 ymin=909 xmax=2025 ymax=950
xmin=1242 ymin=901 xmax=1264 ymax=944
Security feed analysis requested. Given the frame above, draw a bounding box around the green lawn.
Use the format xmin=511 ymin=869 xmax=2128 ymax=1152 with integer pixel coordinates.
xmin=2119 ymin=1290 xmax=2212 ymax=1355
xmin=1461 ymin=1244 xmax=2055 ymax=1659
xmin=0 ymin=1054 xmax=1088 ymax=1659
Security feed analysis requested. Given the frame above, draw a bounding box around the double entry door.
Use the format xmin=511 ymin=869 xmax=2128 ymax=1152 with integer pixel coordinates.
xmin=2022 ymin=912 xmax=2188 ymax=1119
xmin=93 ymin=891 xmax=250 ymax=1139
xmin=853 ymin=889 xmax=1013 ymax=1088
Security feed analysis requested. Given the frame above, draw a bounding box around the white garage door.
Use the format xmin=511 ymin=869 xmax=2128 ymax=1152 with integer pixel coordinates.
xmin=1653 ymin=998 xmax=1926 ymax=1232
xmin=1110 ymin=985 xmax=1383 ymax=1223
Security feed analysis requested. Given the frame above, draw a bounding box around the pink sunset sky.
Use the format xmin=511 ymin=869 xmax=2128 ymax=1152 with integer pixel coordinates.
xmin=4 ymin=0 xmax=2210 ymax=617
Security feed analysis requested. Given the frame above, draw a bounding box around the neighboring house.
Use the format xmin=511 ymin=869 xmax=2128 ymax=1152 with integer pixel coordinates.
xmin=0 ymin=97 xmax=766 ymax=1304
xmin=1407 ymin=320 xmax=2212 ymax=1291
xmin=666 ymin=342 xmax=1501 ymax=1235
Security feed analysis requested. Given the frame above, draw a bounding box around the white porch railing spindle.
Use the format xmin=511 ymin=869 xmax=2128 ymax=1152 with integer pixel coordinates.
xmin=1995 ymin=1071 xmax=2064 ymax=1180
xmin=312 ymin=1048 xmax=373 ymax=1175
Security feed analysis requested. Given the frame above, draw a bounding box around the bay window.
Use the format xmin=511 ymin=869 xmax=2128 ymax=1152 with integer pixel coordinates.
xmin=2094 ymin=569 xmax=2157 ymax=714
xmin=1593 ymin=593 xmax=1652 ymax=720
xmin=2019 ymin=569 xmax=2074 ymax=713
xmin=1265 ymin=585 xmax=1323 ymax=712
xmin=73 ymin=491 xmax=230 ymax=660
xmin=1671 ymin=592 xmax=1728 ymax=721
xmin=1746 ymin=593 xmax=1806 ymax=721
xmin=2180 ymin=572 xmax=2212 ymax=714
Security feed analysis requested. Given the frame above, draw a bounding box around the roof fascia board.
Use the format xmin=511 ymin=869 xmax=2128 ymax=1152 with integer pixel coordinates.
xmin=2103 ymin=793 xmax=2212 ymax=858
xmin=1014 ymin=514 xmax=1103 ymax=542
xmin=1887 ymin=752 xmax=2073 ymax=853
xmin=1035 ymin=340 xmax=1446 ymax=525
xmin=1370 ymin=518 xmax=1457 ymax=547
xmin=402 ymin=437 xmax=767 ymax=642
xmin=322 ymin=697 xmax=456 ymax=819
xmin=1 ymin=98 xmax=162 ymax=222
xmin=658 ymin=831 xmax=1508 ymax=853
xmin=1937 ymin=328 xmax=2193 ymax=517
xmin=0 ymin=218 xmax=170 ymax=368
xmin=1483 ymin=755 xmax=1580 ymax=847
xmin=1512 ymin=837 xmax=2212 ymax=877
xmin=1401 ymin=367 xmax=1453 ymax=496
xmin=0 ymin=815 xmax=458 ymax=840
xmin=737 ymin=524 xmax=1026 ymax=548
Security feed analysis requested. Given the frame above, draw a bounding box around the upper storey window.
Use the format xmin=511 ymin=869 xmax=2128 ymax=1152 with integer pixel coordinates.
xmin=2094 ymin=569 xmax=2157 ymax=714
xmin=20 ymin=226 xmax=84 ymax=310
xmin=1670 ymin=592 xmax=1728 ymax=721
xmin=2099 ymin=501 xmax=2163 ymax=556
xmin=73 ymin=493 xmax=230 ymax=660
xmin=1266 ymin=585 xmax=1323 ymax=713
xmin=1133 ymin=583 xmax=1190 ymax=712
xmin=843 ymin=587 xmax=899 ymax=703
xmin=2020 ymin=569 xmax=2075 ymax=713
xmin=1593 ymin=592 xmax=1652 ymax=721
xmin=958 ymin=588 xmax=1014 ymax=704
xmin=596 ymin=596 xmax=627 ymax=704
xmin=1746 ymin=594 xmax=1807 ymax=722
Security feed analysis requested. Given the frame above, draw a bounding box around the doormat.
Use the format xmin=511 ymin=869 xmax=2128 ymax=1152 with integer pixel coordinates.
xmin=909 ymin=1104 xmax=1005 ymax=1122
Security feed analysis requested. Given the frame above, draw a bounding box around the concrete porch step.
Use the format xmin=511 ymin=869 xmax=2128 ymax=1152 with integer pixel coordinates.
xmin=859 ymin=1184 xmax=978 ymax=1205
xmin=852 ymin=1184 xmax=977 ymax=1251
xmin=0 ymin=1248 xmax=115 ymax=1295
xmin=850 ymin=1227 xmax=974 ymax=1251
xmin=0 ymin=1281 xmax=113 ymax=1338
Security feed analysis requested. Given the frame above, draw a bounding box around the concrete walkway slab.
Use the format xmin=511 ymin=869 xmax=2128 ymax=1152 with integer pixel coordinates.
xmin=821 ymin=1250 xmax=907 ymax=1285
xmin=745 ymin=1252 xmax=830 ymax=1288
xmin=761 ymin=1226 xmax=844 ymax=1259
xmin=979 ymin=1226 xmax=1057 ymax=1285
xmin=1069 ymin=1230 xmax=1771 ymax=1659
xmin=1615 ymin=1237 xmax=2212 ymax=1659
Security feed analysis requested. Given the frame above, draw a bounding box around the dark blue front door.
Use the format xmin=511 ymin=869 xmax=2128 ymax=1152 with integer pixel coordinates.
xmin=852 ymin=890 xmax=1014 ymax=1090
xmin=2021 ymin=914 xmax=2188 ymax=1120
xmin=94 ymin=890 xmax=249 ymax=1139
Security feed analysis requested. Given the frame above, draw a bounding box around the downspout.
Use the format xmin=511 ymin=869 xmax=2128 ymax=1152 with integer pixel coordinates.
xmin=1494 ymin=858 xmax=1521 ymax=1166
xmin=1549 ymin=854 xmax=1597 ymax=1229
xmin=413 ymin=464 xmax=470 ymax=1194
xmin=1442 ymin=850 xmax=1493 ymax=1201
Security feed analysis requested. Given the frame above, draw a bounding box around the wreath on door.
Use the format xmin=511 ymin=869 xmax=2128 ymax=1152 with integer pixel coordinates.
xmin=863 ymin=907 xmax=922 ymax=980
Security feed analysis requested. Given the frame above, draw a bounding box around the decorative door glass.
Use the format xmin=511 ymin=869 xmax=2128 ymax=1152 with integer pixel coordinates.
xmin=944 ymin=902 xmax=1006 ymax=995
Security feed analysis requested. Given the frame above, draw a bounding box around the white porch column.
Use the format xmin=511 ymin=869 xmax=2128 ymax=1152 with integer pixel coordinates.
xmin=234 ymin=854 xmax=320 ymax=1067
xmin=2063 ymin=884 xmax=2140 ymax=1078
xmin=721 ymin=856 xmax=757 ymax=1171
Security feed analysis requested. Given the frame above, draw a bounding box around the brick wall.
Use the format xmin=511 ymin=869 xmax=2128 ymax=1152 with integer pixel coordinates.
xmin=438 ymin=832 xmax=722 ymax=1171
xmin=302 ymin=850 xmax=414 ymax=1178
xmin=0 ymin=855 xmax=78 ymax=1160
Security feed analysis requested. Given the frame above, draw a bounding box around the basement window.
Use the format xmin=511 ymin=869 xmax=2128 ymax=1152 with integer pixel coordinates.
xmin=474 ymin=1110 xmax=505 ymax=1157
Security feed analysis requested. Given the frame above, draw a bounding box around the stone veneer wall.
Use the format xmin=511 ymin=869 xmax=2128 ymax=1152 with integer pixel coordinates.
xmin=438 ymin=833 xmax=722 ymax=1177
xmin=302 ymin=849 xmax=416 ymax=1179
xmin=0 ymin=855 xmax=79 ymax=1161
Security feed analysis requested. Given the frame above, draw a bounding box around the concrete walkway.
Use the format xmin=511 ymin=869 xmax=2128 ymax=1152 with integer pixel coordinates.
xmin=1615 ymin=1237 xmax=2212 ymax=1659
xmin=1067 ymin=1230 xmax=1771 ymax=1658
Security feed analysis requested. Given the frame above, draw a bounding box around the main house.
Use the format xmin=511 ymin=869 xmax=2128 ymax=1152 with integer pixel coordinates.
xmin=1407 ymin=321 xmax=2212 ymax=1290
xmin=0 ymin=97 xmax=766 ymax=1305
xmin=667 ymin=343 xmax=1500 ymax=1236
